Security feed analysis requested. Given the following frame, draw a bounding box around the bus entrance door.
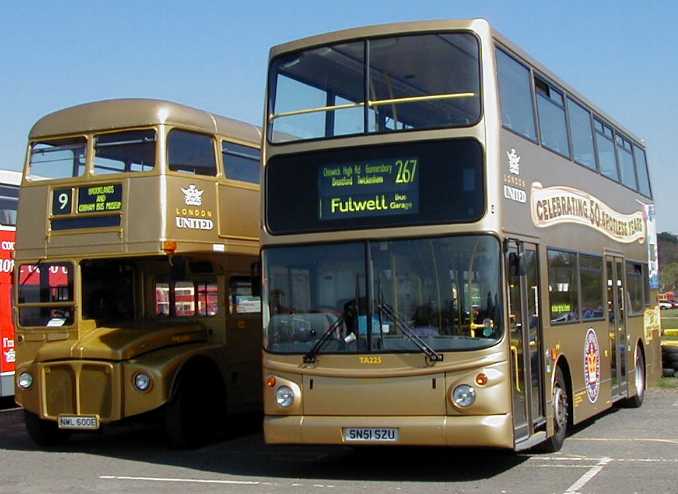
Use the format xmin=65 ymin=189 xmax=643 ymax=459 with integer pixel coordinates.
xmin=506 ymin=240 xmax=544 ymax=443
xmin=606 ymin=256 xmax=628 ymax=398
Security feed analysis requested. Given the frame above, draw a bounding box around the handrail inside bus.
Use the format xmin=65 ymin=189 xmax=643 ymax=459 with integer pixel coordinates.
xmin=268 ymin=92 xmax=476 ymax=121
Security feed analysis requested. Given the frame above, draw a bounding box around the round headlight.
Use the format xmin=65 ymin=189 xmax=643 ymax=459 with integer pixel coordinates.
xmin=17 ymin=372 xmax=33 ymax=390
xmin=275 ymin=385 xmax=295 ymax=408
xmin=452 ymin=384 xmax=476 ymax=407
xmin=133 ymin=372 xmax=152 ymax=392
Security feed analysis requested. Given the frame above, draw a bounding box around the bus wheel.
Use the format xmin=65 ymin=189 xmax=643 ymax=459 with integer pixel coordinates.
xmin=625 ymin=347 xmax=645 ymax=408
xmin=541 ymin=367 xmax=569 ymax=453
xmin=24 ymin=411 xmax=70 ymax=447
xmin=165 ymin=367 xmax=225 ymax=448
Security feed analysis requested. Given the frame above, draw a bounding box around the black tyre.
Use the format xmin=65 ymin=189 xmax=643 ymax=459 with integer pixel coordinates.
xmin=24 ymin=411 xmax=70 ymax=447
xmin=663 ymin=368 xmax=675 ymax=378
xmin=626 ymin=348 xmax=646 ymax=408
xmin=540 ymin=366 xmax=569 ymax=453
xmin=165 ymin=366 xmax=226 ymax=448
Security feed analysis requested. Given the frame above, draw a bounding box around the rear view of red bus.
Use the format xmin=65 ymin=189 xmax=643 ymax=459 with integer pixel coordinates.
xmin=0 ymin=170 xmax=20 ymax=398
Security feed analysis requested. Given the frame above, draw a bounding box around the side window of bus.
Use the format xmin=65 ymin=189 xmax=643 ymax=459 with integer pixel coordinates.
xmin=547 ymin=250 xmax=579 ymax=324
xmin=29 ymin=137 xmax=87 ymax=180
xmin=616 ymin=134 xmax=637 ymax=191
xmin=567 ymin=98 xmax=596 ymax=170
xmin=229 ymin=276 xmax=261 ymax=315
xmin=535 ymin=77 xmax=569 ymax=157
xmin=495 ymin=48 xmax=537 ymax=141
xmin=0 ymin=185 xmax=18 ymax=226
xmin=625 ymin=262 xmax=644 ymax=315
xmin=579 ymin=254 xmax=604 ymax=320
xmin=154 ymin=278 xmax=218 ymax=317
xmin=222 ymin=141 xmax=260 ymax=184
xmin=594 ymin=119 xmax=618 ymax=181
xmin=633 ymin=145 xmax=652 ymax=198
xmin=167 ymin=129 xmax=217 ymax=176
xmin=94 ymin=130 xmax=156 ymax=174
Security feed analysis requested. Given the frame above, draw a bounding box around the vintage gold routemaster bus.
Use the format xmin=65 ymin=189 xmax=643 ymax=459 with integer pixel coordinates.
xmin=14 ymin=99 xmax=263 ymax=447
xmin=260 ymin=19 xmax=660 ymax=451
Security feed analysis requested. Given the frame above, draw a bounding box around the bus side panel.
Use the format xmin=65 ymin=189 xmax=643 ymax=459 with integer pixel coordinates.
xmin=0 ymin=228 xmax=16 ymax=397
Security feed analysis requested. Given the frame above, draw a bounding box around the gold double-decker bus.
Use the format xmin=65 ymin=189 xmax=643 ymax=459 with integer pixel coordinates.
xmin=14 ymin=99 xmax=263 ymax=447
xmin=260 ymin=19 xmax=660 ymax=451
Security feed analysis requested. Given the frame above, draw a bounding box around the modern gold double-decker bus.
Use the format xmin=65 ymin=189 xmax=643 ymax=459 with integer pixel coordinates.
xmin=14 ymin=99 xmax=263 ymax=447
xmin=260 ymin=19 xmax=660 ymax=451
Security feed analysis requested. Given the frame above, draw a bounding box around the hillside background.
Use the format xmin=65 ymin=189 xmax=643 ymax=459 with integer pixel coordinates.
xmin=659 ymin=232 xmax=678 ymax=291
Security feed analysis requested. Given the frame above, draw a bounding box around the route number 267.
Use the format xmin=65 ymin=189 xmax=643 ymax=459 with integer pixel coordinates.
xmin=395 ymin=159 xmax=417 ymax=184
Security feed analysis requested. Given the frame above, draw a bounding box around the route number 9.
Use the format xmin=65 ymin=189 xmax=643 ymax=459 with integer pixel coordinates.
xmin=57 ymin=193 xmax=69 ymax=210
xmin=52 ymin=188 xmax=72 ymax=215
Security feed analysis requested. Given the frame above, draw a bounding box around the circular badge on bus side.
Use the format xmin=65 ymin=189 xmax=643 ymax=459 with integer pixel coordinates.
xmin=584 ymin=328 xmax=601 ymax=403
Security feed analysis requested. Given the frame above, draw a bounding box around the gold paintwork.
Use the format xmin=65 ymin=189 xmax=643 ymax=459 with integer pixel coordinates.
xmin=15 ymin=99 xmax=263 ymax=426
xmin=261 ymin=19 xmax=659 ymax=449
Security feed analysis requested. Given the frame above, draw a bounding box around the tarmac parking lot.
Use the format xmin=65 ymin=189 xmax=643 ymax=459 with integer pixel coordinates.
xmin=1 ymin=388 xmax=677 ymax=494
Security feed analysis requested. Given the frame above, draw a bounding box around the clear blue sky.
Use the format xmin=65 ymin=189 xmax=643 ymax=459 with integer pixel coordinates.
xmin=1 ymin=1 xmax=675 ymax=230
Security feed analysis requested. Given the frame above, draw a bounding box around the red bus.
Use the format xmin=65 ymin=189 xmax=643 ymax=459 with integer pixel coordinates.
xmin=0 ymin=170 xmax=20 ymax=398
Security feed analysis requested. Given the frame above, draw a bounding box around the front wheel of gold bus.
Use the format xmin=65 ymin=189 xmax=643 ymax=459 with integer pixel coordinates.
xmin=24 ymin=411 xmax=70 ymax=447
xmin=540 ymin=366 xmax=569 ymax=453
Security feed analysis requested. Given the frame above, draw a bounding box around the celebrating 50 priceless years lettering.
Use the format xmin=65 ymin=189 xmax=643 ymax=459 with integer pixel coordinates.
xmin=530 ymin=183 xmax=646 ymax=244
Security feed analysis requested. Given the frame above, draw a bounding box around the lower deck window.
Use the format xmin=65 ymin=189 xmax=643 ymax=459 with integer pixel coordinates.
xmin=18 ymin=262 xmax=74 ymax=327
xmin=547 ymin=250 xmax=579 ymax=323
xmin=155 ymin=279 xmax=218 ymax=318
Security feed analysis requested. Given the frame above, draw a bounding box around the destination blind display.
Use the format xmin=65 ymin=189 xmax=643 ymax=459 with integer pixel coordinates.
xmin=318 ymin=158 xmax=419 ymax=220
xmin=77 ymin=184 xmax=122 ymax=213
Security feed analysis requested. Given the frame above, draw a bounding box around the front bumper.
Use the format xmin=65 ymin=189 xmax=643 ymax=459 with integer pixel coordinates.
xmin=264 ymin=414 xmax=514 ymax=448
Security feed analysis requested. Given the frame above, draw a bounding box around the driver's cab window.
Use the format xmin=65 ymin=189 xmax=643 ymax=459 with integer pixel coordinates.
xmin=229 ymin=276 xmax=261 ymax=315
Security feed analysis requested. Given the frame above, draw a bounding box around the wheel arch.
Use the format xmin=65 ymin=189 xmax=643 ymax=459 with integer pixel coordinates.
xmin=168 ymin=353 xmax=227 ymax=403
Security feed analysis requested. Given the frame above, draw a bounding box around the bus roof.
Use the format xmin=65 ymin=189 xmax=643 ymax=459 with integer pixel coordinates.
xmin=0 ymin=169 xmax=22 ymax=186
xmin=29 ymin=98 xmax=262 ymax=145
xmin=268 ymin=18 xmax=645 ymax=148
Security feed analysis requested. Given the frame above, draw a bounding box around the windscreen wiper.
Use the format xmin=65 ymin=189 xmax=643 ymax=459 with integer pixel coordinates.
xmin=377 ymin=303 xmax=443 ymax=362
xmin=303 ymin=313 xmax=347 ymax=364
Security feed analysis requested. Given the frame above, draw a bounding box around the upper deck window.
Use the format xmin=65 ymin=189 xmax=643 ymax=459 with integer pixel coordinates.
xmin=222 ymin=142 xmax=260 ymax=184
xmin=28 ymin=137 xmax=86 ymax=180
xmin=594 ymin=119 xmax=618 ymax=181
xmin=94 ymin=130 xmax=156 ymax=174
xmin=633 ymin=145 xmax=652 ymax=197
xmin=535 ymin=78 xmax=569 ymax=157
xmin=616 ymin=134 xmax=637 ymax=191
xmin=0 ymin=185 xmax=18 ymax=226
xmin=168 ymin=129 xmax=216 ymax=176
xmin=268 ymin=33 xmax=481 ymax=143
xmin=567 ymin=98 xmax=596 ymax=170
xmin=496 ymin=49 xmax=536 ymax=141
